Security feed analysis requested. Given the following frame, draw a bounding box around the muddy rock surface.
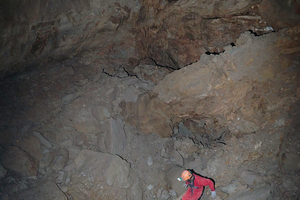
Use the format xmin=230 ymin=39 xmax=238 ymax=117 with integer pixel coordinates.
xmin=0 ymin=25 xmax=299 ymax=200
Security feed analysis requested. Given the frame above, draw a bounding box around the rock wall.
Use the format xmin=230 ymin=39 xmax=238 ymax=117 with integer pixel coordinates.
xmin=121 ymin=27 xmax=300 ymax=138
xmin=0 ymin=0 xmax=300 ymax=200
xmin=1 ymin=26 xmax=299 ymax=199
xmin=2 ymin=0 xmax=299 ymax=78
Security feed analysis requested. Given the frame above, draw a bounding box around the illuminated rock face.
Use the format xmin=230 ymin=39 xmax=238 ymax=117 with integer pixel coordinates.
xmin=121 ymin=29 xmax=300 ymax=138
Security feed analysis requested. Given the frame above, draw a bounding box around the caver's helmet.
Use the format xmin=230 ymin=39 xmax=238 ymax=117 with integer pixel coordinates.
xmin=180 ymin=170 xmax=192 ymax=181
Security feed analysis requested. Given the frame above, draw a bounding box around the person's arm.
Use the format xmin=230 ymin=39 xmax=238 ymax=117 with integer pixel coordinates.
xmin=198 ymin=176 xmax=217 ymax=198
xmin=200 ymin=176 xmax=215 ymax=191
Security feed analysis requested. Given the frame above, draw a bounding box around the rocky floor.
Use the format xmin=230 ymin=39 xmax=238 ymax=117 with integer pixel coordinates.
xmin=0 ymin=28 xmax=300 ymax=200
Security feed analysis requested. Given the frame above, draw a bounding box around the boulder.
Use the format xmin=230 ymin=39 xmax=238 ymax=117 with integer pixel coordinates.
xmin=67 ymin=149 xmax=142 ymax=200
xmin=0 ymin=146 xmax=38 ymax=177
xmin=17 ymin=136 xmax=43 ymax=161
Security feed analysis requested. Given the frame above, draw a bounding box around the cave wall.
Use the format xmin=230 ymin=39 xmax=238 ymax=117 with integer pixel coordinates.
xmin=121 ymin=28 xmax=300 ymax=138
xmin=0 ymin=0 xmax=300 ymax=200
xmin=2 ymin=0 xmax=300 ymax=78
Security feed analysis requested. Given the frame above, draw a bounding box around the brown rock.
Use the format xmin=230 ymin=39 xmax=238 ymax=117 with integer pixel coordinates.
xmin=120 ymin=93 xmax=173 ymax=137
xmin=17 ymin=137 xmax=43 ymax=161
xmin=0 ymin=146 xmax=38 ymax=177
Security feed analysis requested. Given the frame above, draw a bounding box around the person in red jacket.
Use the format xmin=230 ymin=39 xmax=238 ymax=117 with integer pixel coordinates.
xmin=178 ymin=169 xmax=217 ymax=200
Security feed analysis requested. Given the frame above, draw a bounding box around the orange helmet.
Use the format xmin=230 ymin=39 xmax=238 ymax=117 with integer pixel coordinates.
xmin=181 ymin=170 xmax=192 ymax=181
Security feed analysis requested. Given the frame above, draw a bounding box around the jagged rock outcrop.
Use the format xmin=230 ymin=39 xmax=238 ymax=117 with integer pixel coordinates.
xmin=121 ymin=27 xmax=300 ymax=138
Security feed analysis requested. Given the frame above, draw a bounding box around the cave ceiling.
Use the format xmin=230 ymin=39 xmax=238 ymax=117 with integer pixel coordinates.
xmin=0 ymin=0 xmax=299 ymax=78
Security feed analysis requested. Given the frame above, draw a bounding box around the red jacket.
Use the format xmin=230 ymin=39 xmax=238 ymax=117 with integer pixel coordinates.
xmin=182 ymin=174 xmax=215 ymax=200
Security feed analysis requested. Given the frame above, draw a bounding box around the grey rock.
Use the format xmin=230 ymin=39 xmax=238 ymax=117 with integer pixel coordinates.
xmin=147 ymin=184 xmax=154 ymax=190
xmin=147 ymin=156 xmax=153 ymax=166
xmin=97 ymin=118 xmax=127 ymax=155
xmin=235 ymin=119 xmax=259 ymax=133
xmin=171 ymin=150 xmax=184 ymax=166
xmin=178 ymin=122 xmax=193 ymax=136
xmin=220 ymin=181 xmax=247 ymax=195
xmin=33 ymin=132 xmax=53 ymax=149
xmin=0 ymin=164 xmax=7 ymax=179
xmin=161 ymin=189 xmax=171 ymax=200
xmin=92 ymin=105 xmax=111 ymax=121
xmin=241 ymin=170 xmax=261 ymax=185
xmin=282 ymin=153 xmax=300 ymax=172
xmin=9 ymin=181 xmax=67 ymax=200
xmin=156 ymin=187 xmax=163 ymax=198
xmin=226 ymin=185 xmax=271 ymax=200
xmin=50 ymin=149 xmax=69 ymax=171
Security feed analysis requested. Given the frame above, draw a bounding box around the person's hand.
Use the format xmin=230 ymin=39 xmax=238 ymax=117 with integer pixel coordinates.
xmin=211 ymin=191 xmax=217 ymax=198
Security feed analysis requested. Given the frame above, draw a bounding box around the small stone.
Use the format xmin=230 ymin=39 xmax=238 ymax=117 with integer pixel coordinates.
xmin=147 ymin=184 xmax=154 ymax=190
xmin=147 ymin=156 xmax=153 ymax=166
xmin=169 ymin=189 xmax=177 ymax=196
xmin=156 ymin=188 xmax=163 ymax=198
xmin=161 ymin=190 xmax=171 ymax=200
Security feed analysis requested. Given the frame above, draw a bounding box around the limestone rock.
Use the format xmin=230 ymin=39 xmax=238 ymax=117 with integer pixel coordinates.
xmin=50 ymin=148 xmax=69 ymax=171
xmin=0 ymin=146 xmax=38 ymax=177
xmin=33 ymin=131 xmax=53 ymax=149
xmin=97 ymin=118 xmax=127 ymax=155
